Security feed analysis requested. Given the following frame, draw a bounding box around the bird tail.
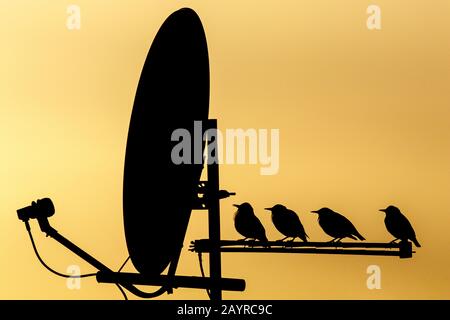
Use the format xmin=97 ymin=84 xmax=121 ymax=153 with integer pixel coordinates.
xmin=301 ymin=233 xmax=309 ymax=242
xmin=412 ymin=237 xmax=421 ymax=247
xmin=298 ymin=233 xmax=309 ymax=242
xmin=259 ymin=234 xmax=270 ymax=248
xmin=355 ymin=232 xmax=365 ymax=241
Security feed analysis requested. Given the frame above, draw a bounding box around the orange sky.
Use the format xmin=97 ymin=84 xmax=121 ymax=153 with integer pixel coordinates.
xmin=1 ymin=1 xmax=450 ymax=299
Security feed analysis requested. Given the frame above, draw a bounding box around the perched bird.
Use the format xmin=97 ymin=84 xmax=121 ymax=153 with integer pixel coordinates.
xmin=380 ymin=205 xmax=421 ymax=247
xmin=233 ymin=203 xmax=268 ymax=242
xmin=265 ymin=204 xmax=308 ymax=242
xmin=311 ymin=207 xmax=365 ymax=242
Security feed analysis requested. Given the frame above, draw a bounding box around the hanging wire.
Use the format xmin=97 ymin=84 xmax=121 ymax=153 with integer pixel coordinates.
xmin=115 ymin=284 xmax=128 ymax=300
xmin=118 ymin=256 xmax=130 ymax=273
xmin=115 ymin=256 xmax=131 ymax=300
xmin=113 ymin=256 xmax=168 ymax=299
xmin=26 ymin=225 xmax=97 ymax=278
xmin=25 ymin=222 xmax=167 ymax=300
xmin=27 ymin=222 xmax=128 ymax=300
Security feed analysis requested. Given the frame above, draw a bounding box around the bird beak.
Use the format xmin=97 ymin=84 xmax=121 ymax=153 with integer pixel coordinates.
xmin=379 ymin=209 xmax=386 ymax=213
xmin=233 ymin=204 xmax=240 ymax=208
xmin=311 ymin=210 xmax=318 ymax=214
xmin=264 ymin=207 xmax=272 ymax=211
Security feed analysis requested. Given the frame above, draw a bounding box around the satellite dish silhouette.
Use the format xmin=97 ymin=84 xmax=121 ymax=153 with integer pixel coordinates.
xmin=123 ymin=8 xmax=210 ymax=276
xmin=17 ymin=7 xmax=413 ymax=302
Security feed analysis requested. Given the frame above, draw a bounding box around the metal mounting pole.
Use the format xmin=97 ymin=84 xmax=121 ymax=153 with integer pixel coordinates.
xmin=206 ymin=119 xmax=222 ymax=301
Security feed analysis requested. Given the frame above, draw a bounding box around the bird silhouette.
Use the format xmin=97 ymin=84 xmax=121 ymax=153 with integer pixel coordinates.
xmin=233 ymin=203 xmax=268 ymax=242
xmin=380 ymin=205 xmax=421 ymax=247
xmin=311 ymin=207 xmax=365 ymax=242
xmin=265 ymin=204 xmax=308 ymax=242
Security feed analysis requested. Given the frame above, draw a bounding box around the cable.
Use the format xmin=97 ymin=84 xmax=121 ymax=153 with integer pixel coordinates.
xmin=115 ymin=256 xmax=130 ymax=300
xmin=197 ymin=252 xmax=211 ymax=299
xmin=26 ymin=225 xmax=97 ymax=278
xmin=127 ymin=285 xmax=167 ymax=299
xmin=25 ymin=222 xmax=165 ymax=300
xmin=113 ymin=256 xmax=168 ymax=299
xmin=118 ymin=256 xmax=130 ymax=273
xmin=115 ymin=284 xmax=128 ymax=300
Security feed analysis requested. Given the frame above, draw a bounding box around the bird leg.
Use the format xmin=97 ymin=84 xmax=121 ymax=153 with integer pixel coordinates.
xmin=329 ymin=238 xmax=342 ymax=247
xmin=281 ymin=238 xmax=293 ymax=247
xmin=247 ymin=239 xmax=258 ymax=248
xmin=284 ymin=237 xmax=296 ymax=248
xmin=237 ymin=238 xmax=249 ymax=247
xmin=238 ymin=238 xmax=257 ymax=248
xmin=390 ymin=238 xmax=400 ymax=244
xmin=277 ymin=237 xmax=289 ymax=242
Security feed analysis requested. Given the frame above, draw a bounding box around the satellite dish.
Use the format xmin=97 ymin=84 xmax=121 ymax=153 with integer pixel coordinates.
xmin=123 ymin=8 xmax=210 ymax=276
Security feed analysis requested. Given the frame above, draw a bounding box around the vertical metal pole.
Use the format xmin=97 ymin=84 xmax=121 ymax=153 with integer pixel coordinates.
xmin=206 ymin=119 xmax=222 ymax=301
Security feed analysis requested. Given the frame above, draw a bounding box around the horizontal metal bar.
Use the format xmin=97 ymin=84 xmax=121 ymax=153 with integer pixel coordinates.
xmin=193 ymin=239 xmax=402 ymax=249
xmin=219 ymin=247 xmax=401 ymax=257
xmin=96 ymin=272 xmax=246 ymax=292
xmin=190 ymin=239 xmax=413 ymax=259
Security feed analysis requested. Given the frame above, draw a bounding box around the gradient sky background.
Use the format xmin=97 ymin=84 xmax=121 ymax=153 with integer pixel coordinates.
xmin=1 ymin=1 xmax=450 ymax=299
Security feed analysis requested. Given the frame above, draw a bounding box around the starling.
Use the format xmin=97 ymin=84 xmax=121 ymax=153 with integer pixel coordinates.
xmin=311 ymin=207 xmax=365 ymax=242
xmin=380 ymin=205 xmax=421 ymax=247
xmin=265 ymin=204 xmax=308 ymax=242
xmin=233 ymin=203 xmax=268 ymax=242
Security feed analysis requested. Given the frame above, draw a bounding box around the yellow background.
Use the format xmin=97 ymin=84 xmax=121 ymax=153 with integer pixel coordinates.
xmin=1 ymin=0 xmax=450 ymax=299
